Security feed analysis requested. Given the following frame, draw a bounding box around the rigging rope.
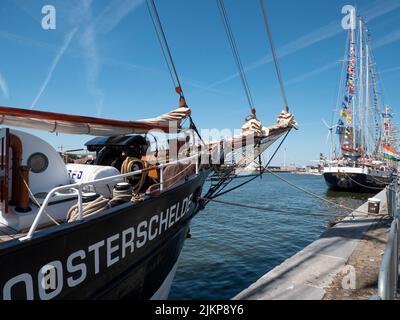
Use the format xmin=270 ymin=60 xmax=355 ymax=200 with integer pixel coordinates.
xmin=216 ymin=0 xmax=255 ymax=114
xmin=146 ymin=0 xmax=207 ymax=145
xmin=335 ymin=30 xmax=350 ymax=120
xmin=146 ymin=0 xmax=184 ymax=97
xmin=203 ymin=159 xmax=379 ymax=217
xmin=0 ymin=221 xmax=19 ymax=237
xmin=263 ymin=168 xmax=372 ymax=216
xmin=259 ymin=0 xmax=289 ymax=110
xmin=68 ymin=195 xmax=111 ymax=222
xmin=20 ymin=170 xmax=60 ymax=226
xmin=343 ymin=171 xmax=391 ymax=190
xmin=206 ymin=130 xmax=291 ymax=200
xmin=203 ymin=198 xmax=350 ymax=219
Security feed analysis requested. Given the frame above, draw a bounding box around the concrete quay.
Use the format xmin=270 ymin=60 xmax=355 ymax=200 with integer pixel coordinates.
xmin=234 ymin=189 xmax=391 ymax=300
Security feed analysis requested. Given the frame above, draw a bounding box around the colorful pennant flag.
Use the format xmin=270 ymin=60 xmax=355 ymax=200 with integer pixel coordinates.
xmin=382 ymin=113 xmax=393 ymax=118
xmin=383 ymin=144 xmax=400 ymax=161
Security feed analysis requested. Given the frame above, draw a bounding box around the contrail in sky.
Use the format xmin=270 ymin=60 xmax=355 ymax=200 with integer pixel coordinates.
xmin=30 ymin=0 xmax=144 ymax=114
xmin=79 ymin=0 xmax=145 ymax=116
xmin=284 ymin=29 xmax=400 ymax=88
xmin=374 ymin=28 xmax=400 ymax=49
xmin=30 ymin=28 xmax=78 ymax=109
xmin=381 ymin=66 xmax=400 ymax=74
xmin=285 ymin=61 xmax=341 ymax=86
xmin=0 ymin=72 xmax=9 ymax=99
xmin=94 ymin=0 xmax=144 ymax=35
xmin=206 ymin=0 xmax=400 ymax=89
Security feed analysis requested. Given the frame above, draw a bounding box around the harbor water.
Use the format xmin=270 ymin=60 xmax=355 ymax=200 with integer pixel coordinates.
xmin=169 ymin=173 xmax=373 ymax=300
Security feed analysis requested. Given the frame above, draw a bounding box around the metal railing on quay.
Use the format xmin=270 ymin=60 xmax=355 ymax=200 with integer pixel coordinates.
xmin=373 ymin=178 xmax=400 ymax=300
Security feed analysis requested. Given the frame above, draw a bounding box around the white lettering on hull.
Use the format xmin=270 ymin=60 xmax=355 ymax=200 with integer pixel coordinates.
xmin=1 ymin=193 xmax=194 ymax=300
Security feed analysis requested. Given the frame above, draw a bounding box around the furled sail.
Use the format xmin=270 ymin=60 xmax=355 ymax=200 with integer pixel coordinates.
xmin=203 ymin=109 xmax=298 ymax=159
xmin=0 ymin=105 xmax=191 ymax=136
xmin=139 ymin=106 xmax=190 ymax=126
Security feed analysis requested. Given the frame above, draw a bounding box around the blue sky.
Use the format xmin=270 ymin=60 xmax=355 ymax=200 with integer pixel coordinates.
xmin=0 ymin=0 xmax=399 ymax=166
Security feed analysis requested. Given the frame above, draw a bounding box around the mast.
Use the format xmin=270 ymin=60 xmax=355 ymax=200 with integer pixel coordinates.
xmin=350 ymin=14 xmax=357 ymax=150
xmin=369 ymin=46 xmax=381 ymax=158
xmin=338 ymin=9 xmax=358 ymax=161
xmin=385 ymin=106 xmax=390 ymax=145
xmin=365 ymin=39 xmax=370 ymax=156
xmin=358 ymin=17 xmax=364 ymax=155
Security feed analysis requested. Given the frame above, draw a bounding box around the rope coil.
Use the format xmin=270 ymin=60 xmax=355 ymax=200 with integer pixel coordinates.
xmin=67 ymin=195 xmax=110 ymax=222
xmin=121 ymin=157 xmax=148 ymax=194
xmin=67 ymin=184 xmax=137 ymax=222
xmin=109 ymin=184 xmax=134 ymax=207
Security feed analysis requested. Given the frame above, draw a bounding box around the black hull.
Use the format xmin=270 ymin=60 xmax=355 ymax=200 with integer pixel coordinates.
xmin=0 ymin=171 xmax=209 ymax=300
xmin=323 ymin=172 xmax=392 ymax=193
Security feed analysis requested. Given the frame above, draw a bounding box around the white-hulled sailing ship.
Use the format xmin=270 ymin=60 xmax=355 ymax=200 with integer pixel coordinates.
xmin=323 ymin=14 xmax=398 ymax=192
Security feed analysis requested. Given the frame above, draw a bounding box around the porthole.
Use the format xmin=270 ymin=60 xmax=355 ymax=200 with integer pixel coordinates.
xmin=27 ymin=152 xmax=49 ymax=174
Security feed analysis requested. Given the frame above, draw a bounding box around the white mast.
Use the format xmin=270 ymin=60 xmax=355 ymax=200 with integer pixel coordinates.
xmin=386 ymin=106 xmax=391 ymax=144
xmin=358 ymin=17 xmax=364 ymax=155
xmin=366 ymin=40 xmax=370 ymax=156
xmin=351 ymin=13 xmax=357 ymax=150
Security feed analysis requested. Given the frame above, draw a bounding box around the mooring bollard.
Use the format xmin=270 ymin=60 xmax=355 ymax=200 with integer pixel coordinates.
xmin=368 ymin=198 xmax=381 ymax=214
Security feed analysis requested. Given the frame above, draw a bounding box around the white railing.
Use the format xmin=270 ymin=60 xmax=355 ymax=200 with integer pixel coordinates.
xmin=20 ymin=154 xmax=200 ymax=241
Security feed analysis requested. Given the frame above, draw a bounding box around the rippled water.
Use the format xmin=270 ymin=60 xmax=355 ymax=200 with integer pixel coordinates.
xmin=169 ymin=173 xmax=374 ymax=300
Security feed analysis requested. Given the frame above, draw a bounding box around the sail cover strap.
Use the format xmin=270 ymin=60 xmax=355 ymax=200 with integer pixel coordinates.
xmin=0 ymin=105 xmax=191 ymax=136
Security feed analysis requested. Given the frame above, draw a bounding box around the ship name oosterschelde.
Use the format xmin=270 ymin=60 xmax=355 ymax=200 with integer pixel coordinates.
xmin=2 ymin=194 xmax=193 ymax=300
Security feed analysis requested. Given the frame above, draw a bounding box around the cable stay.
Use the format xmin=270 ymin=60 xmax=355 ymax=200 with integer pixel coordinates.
xmin=203 ymin=198 xmax=350 ymax=220
xmin=146 ymin=0 xmax=185 ymax=101
xmin=201 ymin=2 xmax=297 ymax=204
xmin=146 ymin=0 xmax=206 ymax=144
xmin=216 ymin=0 xmax=256 ymax=116
xmin=259 ymin=0 xmax=289 ymax=111
xmin=202 ymin=129 xmax=291 ymax=205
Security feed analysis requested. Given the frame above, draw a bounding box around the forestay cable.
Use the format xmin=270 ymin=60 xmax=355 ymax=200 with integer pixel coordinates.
xmin=146 ymin=0 xmax=207 ymax=145
xmin=146 ymin=0 xmax=185 ymax=97
xmin=216 ymin=0 xmax=255 ymax=114
xmin=204 ymin=130 xmax=291 ymax=201
xmin=203 ymin=198 xmax=350 ymax=219
xmin=263 ymin=168 xmax=371 ymax=216
xmin=259 ymin=0 xmax=289 ymax=110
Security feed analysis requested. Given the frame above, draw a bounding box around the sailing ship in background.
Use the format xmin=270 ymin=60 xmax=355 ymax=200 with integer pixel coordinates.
xmin=323 ymin=13 xmax=398 ymax=192
xmin=0 ymin=0 xmax=297 ymax=299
